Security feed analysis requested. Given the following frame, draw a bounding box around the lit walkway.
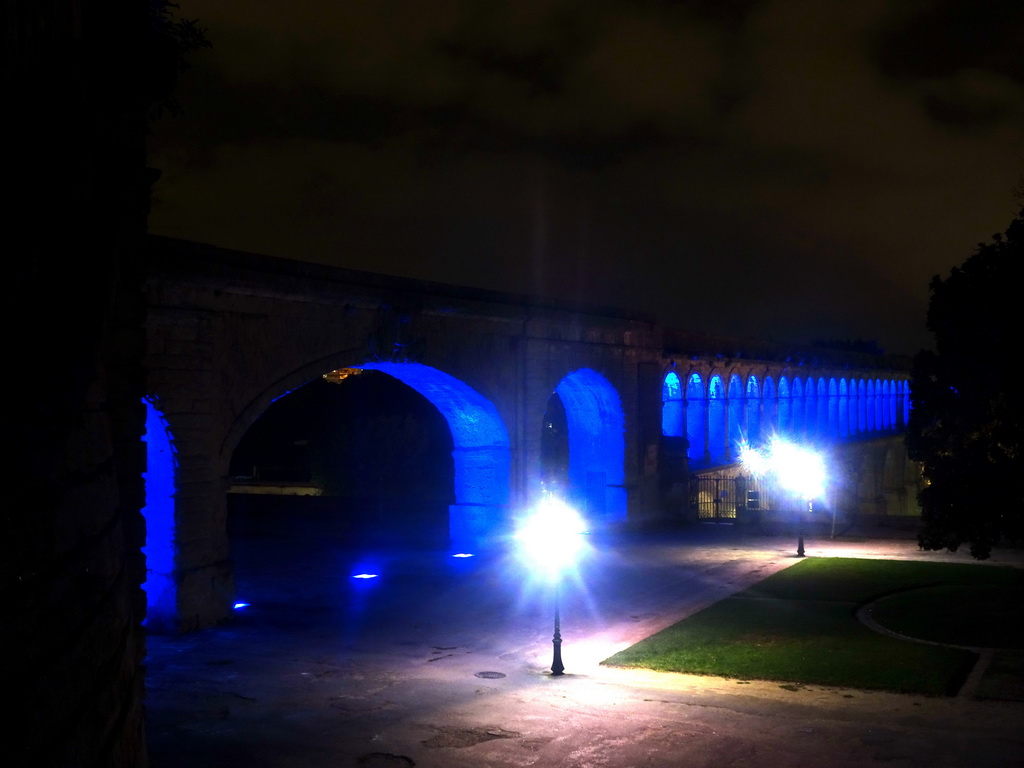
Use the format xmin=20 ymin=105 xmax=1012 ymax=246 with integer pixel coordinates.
xmin=145 ymin=524 xmax=1024 ymax=768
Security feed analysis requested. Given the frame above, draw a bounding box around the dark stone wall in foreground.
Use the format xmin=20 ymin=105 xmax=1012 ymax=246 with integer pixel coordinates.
xmin=5 ymin=2 xmax=158 ymax=765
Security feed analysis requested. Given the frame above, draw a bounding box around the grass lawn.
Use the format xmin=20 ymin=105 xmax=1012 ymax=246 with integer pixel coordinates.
xmin=601 ymin=557 xmax=1024 ymax=696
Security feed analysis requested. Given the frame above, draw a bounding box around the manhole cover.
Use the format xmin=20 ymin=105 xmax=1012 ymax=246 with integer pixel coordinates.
xmin=475 ymin=671 xmax=506 ymax=679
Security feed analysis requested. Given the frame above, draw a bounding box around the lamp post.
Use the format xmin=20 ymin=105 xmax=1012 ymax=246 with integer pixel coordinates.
xmin=741 ymin=438 xmax=825 ymax=557
xmin=515 ymin=494 xmax=587 ymax=676
xmin=551 ymin=581 xmax=564 ymax=676
xmin=797 ymin=498 xmax=810 ymax=557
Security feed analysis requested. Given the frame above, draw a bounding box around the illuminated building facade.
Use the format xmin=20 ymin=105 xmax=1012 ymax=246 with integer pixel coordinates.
xmin=143 ymin=236 xmax=915 ymax=632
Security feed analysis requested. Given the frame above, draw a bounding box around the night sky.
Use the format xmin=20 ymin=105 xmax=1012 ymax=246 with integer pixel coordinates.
xmin=148 ymin=0 xmax=1024 ymax=355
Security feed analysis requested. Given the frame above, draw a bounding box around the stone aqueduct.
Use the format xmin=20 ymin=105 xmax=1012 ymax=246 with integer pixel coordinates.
xmin=145 ymin=237 xmax=918 ymax=631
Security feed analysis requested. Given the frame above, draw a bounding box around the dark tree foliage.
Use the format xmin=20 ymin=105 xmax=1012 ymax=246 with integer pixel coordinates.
xmin=147 ymin=1 xmax=211 ymax=120
xmin=906 ymin=206 xmax=1024 ymax=558
xmin=150 ymin=1 xmax=211 ymax=69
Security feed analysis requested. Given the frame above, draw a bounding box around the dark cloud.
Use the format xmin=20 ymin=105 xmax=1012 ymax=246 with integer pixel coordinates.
xmin=874 ymin=0 xmax=1024 ymax=82
xmin=150 ymin=0 xmax=1024 ymax=355
xmin=872 ymin=0 xmax=1024 ymax=131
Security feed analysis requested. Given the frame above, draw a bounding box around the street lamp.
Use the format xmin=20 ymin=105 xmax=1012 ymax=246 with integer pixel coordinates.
xmin=741 ymin=437 xmax=825 ymax=557
xmin=514 ymin=494 xmax=588 ymax=676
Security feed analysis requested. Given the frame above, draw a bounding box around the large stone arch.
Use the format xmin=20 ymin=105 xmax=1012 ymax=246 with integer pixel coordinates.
xmin=145 ymin=358 xmax=513 ymax=630
xmin=355 ymin=362 xmax=511 ymax=549
xmin=553 ymin=368 xmax=626 ymax=523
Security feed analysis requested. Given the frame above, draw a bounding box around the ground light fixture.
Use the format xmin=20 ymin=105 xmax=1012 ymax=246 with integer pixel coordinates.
xmin=740 ymin=437 xmax=826 ymax=557
xmin=514 ymin=494 xmax=589 ymax=676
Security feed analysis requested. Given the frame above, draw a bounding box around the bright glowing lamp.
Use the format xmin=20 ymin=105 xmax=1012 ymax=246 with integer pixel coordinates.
xmin=741 ymin=437 xmax=826 ymax=557
xmin=515 ymin=495 xmax=588 ymax=579
xmin=770 ymin=440 xmax=825 ymax=501
xmin=515 ymin=495 xmax=589 ymax=676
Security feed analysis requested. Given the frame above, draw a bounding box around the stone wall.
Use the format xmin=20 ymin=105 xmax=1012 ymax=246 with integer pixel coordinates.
xmin=144 ymin=237 xmax=915 ymax=632
xmin=146 ymin=238 xmax=671 ymax=629
xmin=7 ymin=1 xmax=156 ymax=765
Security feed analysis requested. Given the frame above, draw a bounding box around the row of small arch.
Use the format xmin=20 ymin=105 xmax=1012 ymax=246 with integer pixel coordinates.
xmin=662 ymin=371 xmax=911 ymax=467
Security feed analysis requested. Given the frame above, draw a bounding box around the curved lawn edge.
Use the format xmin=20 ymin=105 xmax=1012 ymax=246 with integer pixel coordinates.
xmin=601 ymin=557 xmax=1022 ymax=696
xmin=864 ymin=584 xmax=1024 ymax=650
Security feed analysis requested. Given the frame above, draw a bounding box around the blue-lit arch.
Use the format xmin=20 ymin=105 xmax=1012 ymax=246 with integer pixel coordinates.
xmin=708 ymin=375 xmax=727 ymax=465
xmin=661 ymin=371 xmax=683 ymax=437
xmin=811 ymin=377 xmax=827 ymax=439
xmin=746 ymin=376 xmax=761 ymax=446
xmin=860 ymin=378 xmax=868 ymax=434
xmin=846 ymin=377 xmax=859 ymax=437
xmin=554 ymin=368 xmax=626 ymax=523
xmin=866 ymin=379 xmax=877 ymax=431
xmin=142 ymin=397 xmax=177 ymax=630
xmin=791 ymin=377 xmax=805 ymax=437
xmin=827 ymin=378 xmax=840 ymax=439
xmin=838 ymin=378 xmax=850 ymax=438
xmin=891 ymin=380 xmax=899 ymax=429
xmin=883 ymin=378 xmax=891 ymax=427
xmin=356 ymin=362 xmax=510 ymax=548
xmin=777 ymin=376 xmax=791 ymax=436
xmin=686 ymin=373 xmax=707 ymax=465
xmin=728 ymin=374 xmax=745 ymax=457
xmin=763 ymin=377 xmax=777 ymax=436
xmin=879 ymin=379 xmax=888 ymax=429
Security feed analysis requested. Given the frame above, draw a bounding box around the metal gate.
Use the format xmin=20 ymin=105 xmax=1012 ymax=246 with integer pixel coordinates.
xmin=690 ymin=475 xmax=778 ymax=521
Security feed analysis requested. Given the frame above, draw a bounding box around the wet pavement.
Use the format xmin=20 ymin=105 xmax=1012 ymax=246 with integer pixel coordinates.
xmin=145 ymin=523 xmax=1024 ymax=767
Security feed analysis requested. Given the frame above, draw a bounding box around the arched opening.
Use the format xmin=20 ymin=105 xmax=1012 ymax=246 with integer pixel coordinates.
xmin=552 ymin=368 xmax=626 ymax=523
xmin=686 ymin=373 xmax=707 ymax=466
xmin=828 ymin=378 xmax=840 ymax=440
xmin=791 ymin=377 xmax=805 ymax=438
xmin=745 ymin=375 xmax=761 ymax=447
xmin=728 ymin=374 xmax=744 ymax=459
xmin=661 ymin=371 xmax=684 ymax=437
xmin=866 ymin=379 xmax=877 ymax=432
xmin=815 ymin=377 xmax=828 ymax=440
xmin=142 ymin=397 xmax=177 ymax=631
xmin=858 ymin=378 xmax=868 ymax=433
xmin=229 ymin=363 xmax=509 ymax=553
xmin=229 ymin=370 xmax=454 ymax=550
xmin=351 ymin=362 xmax=511 ymax=549
xmin=762 ymin=377 xmax=777 ymax=437
xmin=777 ymin=376 xmax=791 ymax=437
xmin=541 ymin=390 xmax=570 ymax=490
xmin=884 ymin=379 xmax=896 ymax=430
xmin=838 ymin=378 xmax=850 ymax=439
xmin=659 ymin=370 xmax=688 ymax=492
xmin=708 ymin=375 xmax=727 ymax=465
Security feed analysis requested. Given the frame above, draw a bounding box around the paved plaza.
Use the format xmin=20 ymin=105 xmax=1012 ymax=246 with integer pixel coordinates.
xmin=145 ymin=523 xmax=1024 ymax=767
